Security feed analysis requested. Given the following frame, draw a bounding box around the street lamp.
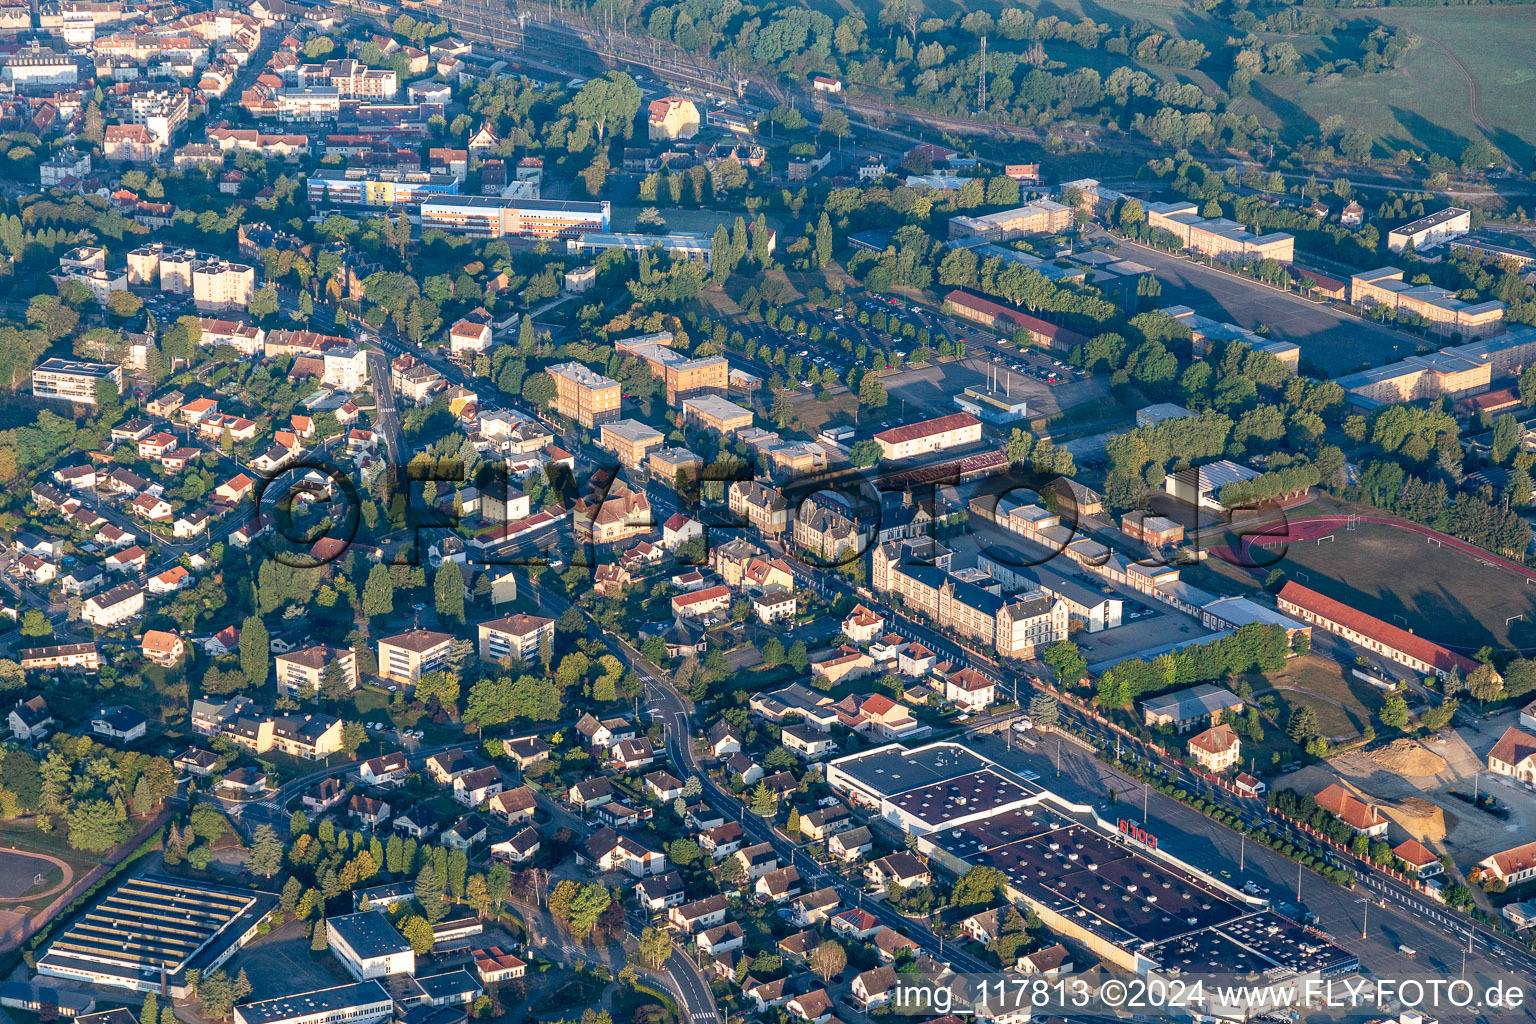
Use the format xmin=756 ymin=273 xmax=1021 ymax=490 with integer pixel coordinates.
xmin=1355 ymin=897 xmax=1368 ymax=940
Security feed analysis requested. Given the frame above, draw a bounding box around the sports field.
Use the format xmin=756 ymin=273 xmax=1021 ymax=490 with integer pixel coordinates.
xmin=1272 ymin=521 xmax=1536 ymax=653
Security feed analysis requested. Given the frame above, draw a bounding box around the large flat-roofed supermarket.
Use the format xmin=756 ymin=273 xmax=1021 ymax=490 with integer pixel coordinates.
xmin=826 ymin=744 xmax=1356 ymax=979
xmin=36 ymin=875 xmax=278 ymax=996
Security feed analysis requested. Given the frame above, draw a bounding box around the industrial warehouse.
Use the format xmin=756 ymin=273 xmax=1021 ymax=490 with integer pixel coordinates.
xmin=35 ymin=876 xmax=279 ymax=997
xmin=828 ymin=744 xmax=1357 ymax=988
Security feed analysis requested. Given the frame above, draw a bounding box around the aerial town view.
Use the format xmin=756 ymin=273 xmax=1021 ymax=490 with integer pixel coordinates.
xmin=8 ymin=0 xmax=1536 ymax=1023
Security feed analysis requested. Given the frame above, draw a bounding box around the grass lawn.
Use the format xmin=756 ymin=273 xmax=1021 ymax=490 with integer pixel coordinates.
xmin=1239 ymin=653 xmax=1380 ymax=744
xmin=530 ymin=973 xmax=608 ymax=1016
xmin=0 ymin=817 xmax=135 ymax=876
xmin=613 ymin=985 xmax=677 ymax=1024
xmin=1253 ymin=7 xmax=1536 ymax=164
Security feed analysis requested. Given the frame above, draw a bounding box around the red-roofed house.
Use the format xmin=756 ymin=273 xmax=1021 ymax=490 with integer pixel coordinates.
xmin=663 ymin=513 xmax=703 ymax=550
xmin=811 ymin=645 xmax=876 ymax=685
xmin=1187 ymin=723 xmax=1241 ymax=772
xmin=1479 ymin=839 xmax=1536 ymax=886
xmin=1488 ymin=725 xmax=1536 ymax=785
xmin=671 ymin=585 xmax=731 ymax=620
xmin=942 ymin=667 xmax=996 ymax=712
xmin=1276 ymin=581 xmax=1479 ymax=681
xmin=1313 ymin=783 xmax=1388 ymax=837
xmin=1393 ymin=839 xmax=1443 ymax=877
xmin=842 ymin=604 xmax=885 ymax=644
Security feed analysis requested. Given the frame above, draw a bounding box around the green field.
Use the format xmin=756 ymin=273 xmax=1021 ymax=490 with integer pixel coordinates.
xmin=1239 ymin=654 xmax=1378 ymax=744
xmin=831 ymin=0 xmax=1536 ymax=165
xmin=1243 ymin=7 xmax=1536 ymax=165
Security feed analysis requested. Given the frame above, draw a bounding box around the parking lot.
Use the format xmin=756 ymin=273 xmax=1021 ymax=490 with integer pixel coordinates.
xmin=1109 ymin=239 xmax=1412 ymax=375
xmin=884 ymin=351 xmax=1106 ymax=421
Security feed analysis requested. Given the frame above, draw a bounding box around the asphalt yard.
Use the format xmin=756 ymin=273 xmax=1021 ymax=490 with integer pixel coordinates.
xmin=1114 ymin=240 xmax=1414 ymax=375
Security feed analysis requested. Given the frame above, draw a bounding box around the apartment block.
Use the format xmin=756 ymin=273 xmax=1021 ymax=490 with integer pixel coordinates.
xmin=547 ymin=362 xmax=621 ymax=428
xmin=307 ymin=169 xmax=460 ymax=211
xmin=419 ymin=196 xmax=611 ymax=240
xmin=682 ymin=395 xmax=754 ymax=437
xmin=477 ymin=614 xmax=555 ymax=663
xmin=32 ymin=358 xmax=122 ymax=405
xmin=600 ymin=419 xmax=666 ymax=469
xmin=1387 ymin=207 xmax=1470 ymax=253
xmin=1144 ymin=201 xmax=1295 ymax=262
xmin=276 ymin=645 xmax=358 ymax=698
xmin=1350 ymin=266 xmax=1505 ymax=339
xmin=948 ymin=199 xmax=1072 ymax=242
xmin=377 ymin=630 xmax=455 ymax=684
xmin=191 ymin=259 xmax=256 ymax=312
xmin=613 ymin=334 xmax=728 ymax=405
xmin=296 ymin=59 xmax=397 ymax=99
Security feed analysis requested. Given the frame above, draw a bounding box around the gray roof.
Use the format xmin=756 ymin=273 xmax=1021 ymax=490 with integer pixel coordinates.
xmin=1139 ymin=683 xmax=1244 ymax=722
xmin=327 ymin=911 xmax=411 ymax=958
xmin=235 ymin=982 xmax=391 ymax=1024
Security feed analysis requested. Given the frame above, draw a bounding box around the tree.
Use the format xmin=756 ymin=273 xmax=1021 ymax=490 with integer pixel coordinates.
xmin=249 ymin=824 xmax=284 ymax=878
xmin=19 ymin=610 xmax=51 ymax=638
xmin=666 ymin=836 xmax=702 ymax=866
xmin=415 ymin=863 xmax=447 ymax=923
xmin=341 ymin=720 xmax=368 ymax=754
xmin=1042 ymin=641 xmax=1086 ymax=685
xmin=858 ymin=372 xmax=888 ymax=409
xmin=566 ymin=882 xmax=611 ymax=938
xmin=400 ymin=914 xmax=435 ymax=955
xmin=821 ymin=109 xmax=851 ymax=150
xmin=65 ymin=799 xmax=127 ymax=853
xmin=809 ymin=940 xmax=846 ymax=982
xmin=571 ymin=72 xmax=643 ymax=141
xmin=434 ymin=561 xmax=466 ymax=625
xmin=787 ymin=806 xmax=801 ymax=834
xmin=141 ymin=991 xmax=158 ymax=1024
xmin=749 ymin=781 xmax=777 ymax=816
xmin=639 ymin=927 xmax=673 ymax=968
xmin=239 ymin=615 xmax=269 ymax=686
xmin=787 ymin=641 xmax=809 ymax=672
xmin=106 ymin=289 xmax=142 ymax=319
xmin=249 ymin=285 xmax=280 ymax=321
xmin=1467 ymin=662 xmax=1505 ymax=702
xmin=761 ymin=637 xmax=786 ymax=667
xmin=363 ymin=563 xmax=395 ymax=618
xmin=848 ymin=439 xmax=883 ymax=467
xmin=466 ymin=873 xmax=491 ymax=917
xmin=1378 ymin=693 xmax=1409 ymax=730
xmin=950 ymin=865 xmax=1007 ymax=906
xmin=447 ymin=848 xmax=469 ymax=900
xmin=1288 ymin=705 xmax=1321 ymax=742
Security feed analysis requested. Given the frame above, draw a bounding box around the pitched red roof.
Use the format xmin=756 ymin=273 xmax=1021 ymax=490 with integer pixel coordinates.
xmin=1486 ymin=839 xmax=1536 ymax=880
xmin=1489 ymin=725 xmax=1536 ymax=769
xmin=1314 ymin=783 xmax=1385 ymax=831
xmin=943 ymin=289 xmax=1089 ymax=346
xmin=1189 ymin=723 xmax=1240 ymax=755
xmin=874 ymin=412 xmax=980 ymax=446
xmin=1276 ymin=582 xmax=1477 ymax=674
xmin=1393 ymin=838 xmax=1438 ymax=868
